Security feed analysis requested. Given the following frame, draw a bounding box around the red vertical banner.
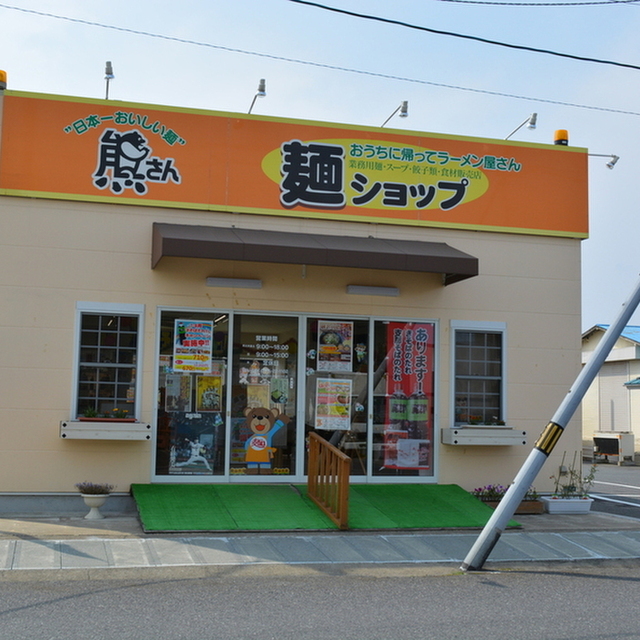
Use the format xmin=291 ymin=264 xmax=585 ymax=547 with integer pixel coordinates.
xmin=383 ymin=322 xmax=435 ymax=470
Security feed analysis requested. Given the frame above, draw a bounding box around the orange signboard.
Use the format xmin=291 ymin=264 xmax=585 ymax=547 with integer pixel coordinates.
xmin=0 ymin=91 xmax=588 ymax=237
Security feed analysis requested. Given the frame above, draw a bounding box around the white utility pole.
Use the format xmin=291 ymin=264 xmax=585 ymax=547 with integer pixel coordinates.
xmin=461 ymin=275 xmax=640 ymax=571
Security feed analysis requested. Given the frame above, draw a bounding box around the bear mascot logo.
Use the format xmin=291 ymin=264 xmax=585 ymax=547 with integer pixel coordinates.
xmin=243 ymin=407 xmax=290 ymax=474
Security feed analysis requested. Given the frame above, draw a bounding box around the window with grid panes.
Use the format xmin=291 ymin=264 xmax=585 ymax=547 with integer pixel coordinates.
xmin=454 ymin=330 xmax=503 ymax=425
xmin=76 ymin=313 xmax=139 ymax=419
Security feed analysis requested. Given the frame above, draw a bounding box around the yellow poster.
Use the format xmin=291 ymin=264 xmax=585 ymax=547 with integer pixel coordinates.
xmin=196 ymin=376 xmax=222 ymax=412
xmin=247 ymin=384 xmax=270 ymax=408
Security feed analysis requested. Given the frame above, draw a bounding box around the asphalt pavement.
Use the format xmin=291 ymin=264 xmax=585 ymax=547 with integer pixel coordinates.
xmin=2 ymin=461 xmax=640 ymax=580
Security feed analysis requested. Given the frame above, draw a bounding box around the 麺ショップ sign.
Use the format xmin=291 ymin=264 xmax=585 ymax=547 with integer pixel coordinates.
xmin=0 ymin=91 xmax=588 ymax=237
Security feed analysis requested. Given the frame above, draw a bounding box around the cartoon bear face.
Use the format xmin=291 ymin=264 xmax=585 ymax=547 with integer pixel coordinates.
xmin=243 ymin=407 xmax=290 ymax=434
xmin=244 ymin=407 xmax=279 ymax=435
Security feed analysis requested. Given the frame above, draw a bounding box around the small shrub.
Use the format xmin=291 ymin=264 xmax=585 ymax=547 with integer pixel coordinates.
xmin=75 ymin=482 xmax=115 ymax=495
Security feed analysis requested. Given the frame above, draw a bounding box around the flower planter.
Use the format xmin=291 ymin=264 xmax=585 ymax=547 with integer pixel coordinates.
xmin=443 ymin=426 xmax=528 ymax=446
xmin=81 ymin=493 xmax=109 ymax=519
xmin=61 ymin=421 xmax=152 ymax=440
xmin=78 ymin=417 xmax=136 ymax=422
xmin=483 ymin=500 xmax=545 ymax=515
xmin=541 ymin=496 xmax=593 ymax=514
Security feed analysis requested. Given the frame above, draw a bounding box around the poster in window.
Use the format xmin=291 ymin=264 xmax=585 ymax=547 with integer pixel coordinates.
xmin=270 ymin=377 xmax=289 ymax=406
xmin=165 ymin=374 xmax=192 ymax=412
xmin=396 ymin=439 xmax=431 ymax=468
xmin=173 ymin=319 xmax=214 ymax=373
xmin=315 ymin=378 xmax=352 ymax=431
xmin=317 ymin=320 xmax=353 ymax=371
xmin=169 ymin=434 xmax=214 ymax=476
xmin=247 ymin=384 xmax=270 ymax=409
xmin=383 ymin=322 xmax=435 ymax=469
xmin=196 ymin=375 xmax=222 ymax=412
xmin=382 ymin=430 xmax=406 ymax=467
xmin=159 ymin=354 xmax=172 ymax=374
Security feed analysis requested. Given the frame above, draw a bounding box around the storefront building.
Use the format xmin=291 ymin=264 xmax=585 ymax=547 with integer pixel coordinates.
xmin=0 ymin=76 xmax=588 ymax=494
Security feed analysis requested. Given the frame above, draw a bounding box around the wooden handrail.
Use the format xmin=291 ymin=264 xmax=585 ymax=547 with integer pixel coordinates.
xmin=307 ymin=431 xmax=350 ymax=530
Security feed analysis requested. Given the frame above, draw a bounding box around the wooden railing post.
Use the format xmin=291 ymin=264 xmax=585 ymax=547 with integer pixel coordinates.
xmin=307 ymin=431 xmax=350 ymax=529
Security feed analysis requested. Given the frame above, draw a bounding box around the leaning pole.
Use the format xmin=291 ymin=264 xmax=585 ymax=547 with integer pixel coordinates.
xmin=461 ymin=275 xmax=640 ymax=572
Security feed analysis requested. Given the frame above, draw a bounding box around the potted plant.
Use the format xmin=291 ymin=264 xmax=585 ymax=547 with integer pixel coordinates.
xmin=455 ymin=413 xmax=507 ymax=427
xmin=541 ymin=452 xmax=597 ymax=514
xmin=79 ymin=407 xmax=136 ymax=422
xmin=110 ymin=408 xmax=133 ymax=420
xmin=75 ymin=481 xmax=115 ymax=519
xmin=471 ymin=484 xmax=543 ymax=514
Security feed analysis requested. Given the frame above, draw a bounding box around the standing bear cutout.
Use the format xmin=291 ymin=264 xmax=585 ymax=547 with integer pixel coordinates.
xmin=243 ymin=407 xmax=290 ymax=474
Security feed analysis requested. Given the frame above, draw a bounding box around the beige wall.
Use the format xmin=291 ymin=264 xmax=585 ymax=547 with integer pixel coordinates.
xmin=0 ymin=194 xmax=583 ymax=493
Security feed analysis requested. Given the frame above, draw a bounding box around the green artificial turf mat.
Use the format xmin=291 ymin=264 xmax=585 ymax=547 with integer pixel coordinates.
xmin=131 ymin=484 xmax=237 ymax=531
xmin=212 ymin=484 xmax=334 ymax=530
xmin=347 ymin=484 xmax=506 ymax=529
xmin=131 ymin=483 xmax=334 ymax=532
xmin=131 ymin=483 xmax=515 ymax=533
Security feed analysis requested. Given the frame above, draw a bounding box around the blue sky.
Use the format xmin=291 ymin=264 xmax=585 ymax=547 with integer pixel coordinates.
xmin=2 ymin=0 xmax=640 ymax=330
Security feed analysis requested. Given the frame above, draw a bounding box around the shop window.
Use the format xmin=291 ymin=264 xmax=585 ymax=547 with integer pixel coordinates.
xmin=453 ymin=323 xmax=505 ymax=425
xmin=305 ymin=318 xmax=370 ymax=475
xmin=372 ymin=321 xmax=436 ymax=477
xmin=74 ymin=303 xmax=143 ymax=420
xmin=303 ymin=318 xmax=436 ymax=478
xmin=155 ymin=311 xmax=229 ymax=476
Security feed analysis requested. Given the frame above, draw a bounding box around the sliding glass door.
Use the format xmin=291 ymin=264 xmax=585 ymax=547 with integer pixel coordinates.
xmin=155 ymin=310 xmax=229 ymax=477
xmin=304 ymin=318 xmax=370 ymax=475
xmin=229 ymin=314 xmax=298 ymax=478
xmin=154 ymin=310 xmax=436 ymax=481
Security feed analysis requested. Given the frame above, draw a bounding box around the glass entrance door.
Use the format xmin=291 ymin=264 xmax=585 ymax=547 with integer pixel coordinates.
xmin=304 ymin=318 xmax=370 ymax=475
xmin=229 ymin=314 xmax=298 ymax=478
xmin=155 ymin=311 xmax=229 ymax=477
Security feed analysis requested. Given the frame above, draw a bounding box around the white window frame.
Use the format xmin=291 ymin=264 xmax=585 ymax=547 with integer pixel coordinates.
xmin=71 ymin=302 xmax=145 ymax=421
xmin=450 ymin=320 xmax=507 ymax=427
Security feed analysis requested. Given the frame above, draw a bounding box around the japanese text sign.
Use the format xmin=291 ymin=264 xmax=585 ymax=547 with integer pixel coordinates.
xmin=0 ymin=91 xmax=588 ymax=237
xmin=383 ymin=321 xmax=435 ymax=470
xmin=173 ymin=320 xmax=214 ymax=373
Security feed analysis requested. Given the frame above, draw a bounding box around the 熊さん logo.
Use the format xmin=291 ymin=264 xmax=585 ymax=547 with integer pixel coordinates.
xmin=92 ymin=129 xmax=182 ymax=195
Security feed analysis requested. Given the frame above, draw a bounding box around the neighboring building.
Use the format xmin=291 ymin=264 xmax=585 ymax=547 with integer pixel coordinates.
xmin=0 ymin=74 xmax=589 ymax=500
xmin=582 ymin=324 xmax=640 ymax=460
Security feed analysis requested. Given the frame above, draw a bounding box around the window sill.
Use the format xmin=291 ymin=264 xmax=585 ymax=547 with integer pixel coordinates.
xmin=441 ymin=426 xmax=527 ymax=446
xmin=60 ymin=420 xmax=152 ymax=441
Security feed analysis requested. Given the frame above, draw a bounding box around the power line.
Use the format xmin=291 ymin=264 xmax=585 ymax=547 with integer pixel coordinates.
xmin=435 ymin=0 xmax=640 ymax=5
xmin=1 ymin=3 xmax=640 ymax=117
xmin=289 ymin=0 xmax=640 ymax=70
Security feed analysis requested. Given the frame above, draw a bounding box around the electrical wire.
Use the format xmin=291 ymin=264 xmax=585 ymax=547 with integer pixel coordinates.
xmin=289 ymin=0 xmax=640 ymax=70
xmin=435 ymin=0 xmax=640 ymax=5
xmin=1 ymin=3 xmax=640 ymax=117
